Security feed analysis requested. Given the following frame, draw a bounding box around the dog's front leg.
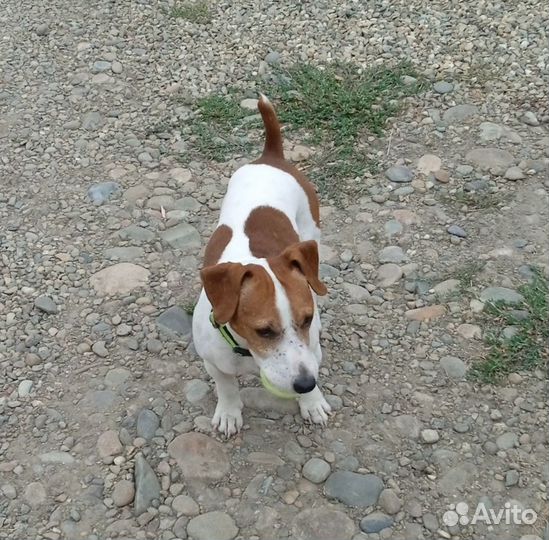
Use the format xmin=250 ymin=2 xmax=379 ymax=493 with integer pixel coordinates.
xmin=205 ymin=361 xmax=243 ymax=437
xmin=298 ymin=385 xmax=331 ymax=426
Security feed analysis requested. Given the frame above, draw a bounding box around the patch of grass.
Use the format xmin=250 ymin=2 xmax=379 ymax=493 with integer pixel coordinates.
xmin=446 ymin=190 xmax=510 ymax=210
xmin=183 ymin=62 xmax=423 ymax=202
xmin=469 ymin=269 xmax=549 ymax=383
xmin=453 ymin=261 xmax=486 ymax=291
xmin=171 ymin=1 xmax=211 ymax=23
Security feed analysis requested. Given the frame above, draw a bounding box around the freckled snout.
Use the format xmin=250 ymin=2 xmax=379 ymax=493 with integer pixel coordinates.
xmin=292 ymin=373 xmax=316 ymax=394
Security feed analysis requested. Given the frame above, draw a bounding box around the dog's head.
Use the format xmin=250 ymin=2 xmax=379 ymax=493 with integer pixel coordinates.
xmin=200 ymin=240 xmax=327 ymax=394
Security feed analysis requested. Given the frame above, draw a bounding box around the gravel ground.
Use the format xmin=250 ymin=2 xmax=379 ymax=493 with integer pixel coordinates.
xmin=1 ymin=1 xmax=548 ymax=540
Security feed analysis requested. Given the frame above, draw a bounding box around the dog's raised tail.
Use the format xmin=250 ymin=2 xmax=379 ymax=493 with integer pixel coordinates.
xmin=257 ymin=93 xmax=284 ymax=159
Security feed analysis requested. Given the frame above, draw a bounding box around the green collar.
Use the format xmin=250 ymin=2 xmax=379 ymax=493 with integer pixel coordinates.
xmin=209 ymin=312 xmax=252 ymax=357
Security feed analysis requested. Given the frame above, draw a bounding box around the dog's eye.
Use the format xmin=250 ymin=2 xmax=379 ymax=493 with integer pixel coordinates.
xmin=300 ymin=315 xmax=313 ymax=328
xmin=256 ymin=327 xmax=279 ymax=339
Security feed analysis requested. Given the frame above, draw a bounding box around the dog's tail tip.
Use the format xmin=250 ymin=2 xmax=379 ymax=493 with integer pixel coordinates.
xmin=257 ymin=93 xmax=283 ymax=159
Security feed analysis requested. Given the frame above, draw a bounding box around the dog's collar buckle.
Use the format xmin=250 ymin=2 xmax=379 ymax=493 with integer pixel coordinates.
xmin=209 ymin=311 xmax=252 ymax=357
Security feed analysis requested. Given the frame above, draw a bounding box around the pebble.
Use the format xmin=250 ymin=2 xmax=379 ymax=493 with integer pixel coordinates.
xmin=447 ymin=224 xmax=467 ymax=238
xmin=433 ymin=81 xmax=453 ymax=93
xmin=457 ymin=324 xmax=482 ymax=339
xmin=172 ymin=494 xmax=199 ymax=516
xmin=405 ymin=305 xmax=445 ymax=321
xmin=302 ymin=458 xmax=331 ymax=484
xmin=17 ymin=379 xmax=33 ymax=398
xmin=34 ymin=295 xmax=58 ymax=314
xmin=324 ymin=471 xmax=384 ymax=507
xmin=187 ymin=511 xmax=238 ymax=540
xmin=292 ymin=507 xmax=355 ymax=540
xmin=378 ymin=246 xmax=407 ymax=264
xmin=184 ymin=379 xmax=210 ymax=403
xmin=2 ymin=484 xmax=17 ymax=499
xmin=134 ymin=454 xmax=161 ymax=516
xmin=433 ymin=279 xmax=460 ymax=296
xmin=440 ymin=356 xmax=467 ymax=379
xmin=97 ymin=430 xmax=123 ymax=458
xmin=496 ymin=432 xmax=518 ymax=450
xmin=421 ymin=429 xmax=440 ymax=444
xmin=480 ymin=287 xmax=525 ymax=305
xmin=137 ymin=409 xmax=160 ymax=440
xmin=385 ymin=165 xmax=414 ymax=183
xmin=157 ymin=306 xmax=193 ymax=340
xmin=443 ymin=104 xmax=478 ymax=123
xmin=104 ymin=246 xmax=144 ymax=261
xmin=35 ymin=23 xmax=49 ymax=36
xmin=92 ymin=341 xmax=108 ymax=358
xmin=104 ymin=367 xmax=131 ymax=388
xmin=466 ymin=148 xmax=515 ymax=172
xmin=376 ymin=263 xmax=402 ymax=287
xmin=378 ymin=489 xmax=402 ymax=515
xmin=112 ymin=479 xmax=135 ymax=507
xmin=505 ymin=470 xmax=519 ymax=487
xmin=392 ymin=414 xmax=421 ymax=439
xmin=504 ymin=166 xmax=525 ymax=180
xmin=90 ymin=263 xmax=150 ymax=295
xmin=146 ymin=338 xmax=163 ymax=353
xmin=360 ymin=512 xmax=394 ymax=533
xmin=160 ymin=223 xmax=201 ymax=250
xmin=240 ymin=98 xmax=258 ymax=110
xmin=521 ymin=111 xmax=539 ymax=126
xmin=417 ymin=154 xmax=441 ymax=174
xmin=265 ymin=50 xmax=281 ymax=64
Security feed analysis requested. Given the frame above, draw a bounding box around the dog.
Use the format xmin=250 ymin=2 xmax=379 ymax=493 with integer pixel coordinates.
xmin=192 ymin=94 xmax=331 ymax=436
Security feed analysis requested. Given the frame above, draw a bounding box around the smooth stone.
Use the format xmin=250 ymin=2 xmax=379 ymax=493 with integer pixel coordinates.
xmin=292 ymin=507 xmax=355 ymax=540
xmin=81 ymin=111 xmax=102 ymax=130
xmin=187 ymin=511 xmax=239 ymax=540
xmin=479 ymin=122 xmax=503 ymax=141
xmin=302 ymin=458 xmax=331 ymax=484
xmin=466 ymin=148 xmax=514 ymax=171
xmin=457 ymin=324 xmax=482 ymax=339
xmin=168 ymin=433 xmax=230 ymax=481
xmin=324 ymin=471 xmax=384 ymax=507
xmin=378 ymin=246 xmax=408 ymax=264
xmin=88 ymin=181 xmax=120 ymax=205
xmin=504 ymin=166 xmax=525 ymax=180
xmin=447 ymin=224 xmax=467 ymax=238
xmin=385 ymin=166 xmax=413 ymax=183
xmin=376 ymin=264 xmax=402 ymax=287
xmin=417 ymin=154 xmax=441 ymax=174
xmin=433 ymin=81 xmax=453 ymax=93
xmin=24 ymin=482 xmax=46 ymax=506
xmin=137 ymin=409 xmax=159 ymax=440
xmin=521 ymin=111 xmax=539 ymax=126
xmin=496 ymin=432 xmax=518 ymax=450
xmin=92 ymin=341 xmax=108 ymax=358
xmin=405 ymin=305 xmax=445 ymax=321
xmin=392 ymin=415 xmax=421 ymax=439
xmin=105 ymin=367 xmax=131 ymax=388
xmin=104 ymin=246 xmax=144 ymax=261
xmin=240 ymin=98 xmax=258 ymax=111
xmin=265 ymin=50 xmax=281 ymax=65
xmin=440 ymin=356 xmax=467 ymax=379
xmin=443 ymin=104 xmax=478 ymax=123
xmin=342 ymin=282 xmax=371 ymax=302
xmin=112 ymin=479 xmax=135 ymax=507
xmin=360 ymin=512 xmax=394 ymax=534
xmin=134 ymin=454 xmax=161 ymax=516
xmin=378 ymin=489 xmax=402 ymax=515
xmin=184 ymin=379 xmax=210 ymax=403
xmin=433 ymin=279 xmax=460 ymax=296
xmin=421 ymin=429 xmax=440 ymax=443
xmin=97 ymin=430 xmax=123 ymax=457
xmin=117 ymin=225 xmax=155 ymax=243
xmin=90 ymin=263 xmax=150 ymax=295
xmin=384 ymin=220 xmax=403 ymax=236
xmin=157 ymin=306 xmax=192 ymax=340
xmin=160 ymin=223 xmax=201 ymax=250
xmin=34 ymin=295 xmax=58 ymax=314
xmin=480 ymin=287 xmax=524 ymax=305
xmin=17 ymin=380 xmax=33 ymax=398
xmin=39 ymin=452 xmax=75 ymax=465
xmin=172 ymin=494 xmax=199 ymax=516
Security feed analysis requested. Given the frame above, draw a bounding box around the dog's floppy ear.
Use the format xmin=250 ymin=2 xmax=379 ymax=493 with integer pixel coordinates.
xmin=280 ymin=240 xmax=327 ymax=296
xmin=200 ymin=262 xmax=250 ymax=324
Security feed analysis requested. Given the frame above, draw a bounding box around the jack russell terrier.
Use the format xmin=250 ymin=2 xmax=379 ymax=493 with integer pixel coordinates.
xmin=192 ymin=94 xmax=331 ymax=436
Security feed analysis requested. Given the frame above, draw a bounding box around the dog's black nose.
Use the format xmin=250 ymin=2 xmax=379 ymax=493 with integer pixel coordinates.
xmin=293 ymin=374 xmax=317 ymax=394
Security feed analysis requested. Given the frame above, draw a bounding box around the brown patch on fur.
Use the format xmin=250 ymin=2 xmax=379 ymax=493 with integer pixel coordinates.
xmin=204 ymin=224 xmax=232 ymax=267
xmin=244 ymin=206 xmax=299 ymax=259
xmin=254 ymin=96 xmax=320 ymax=226
xmin=269 ymin=240 xmax=327 ymax=344
xmin=200 ymin=262 xmax=282 ymax=356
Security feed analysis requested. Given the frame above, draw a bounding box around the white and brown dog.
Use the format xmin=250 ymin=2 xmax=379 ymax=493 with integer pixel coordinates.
xmin=192 ymin=95 xmax=331 ymax=436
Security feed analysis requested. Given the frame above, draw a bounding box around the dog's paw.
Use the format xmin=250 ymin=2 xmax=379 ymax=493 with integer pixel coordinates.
xmin=212 ymin=402 xmax=243 ymax=437
xmin=298 ymin=388 xmax=331 ymax=426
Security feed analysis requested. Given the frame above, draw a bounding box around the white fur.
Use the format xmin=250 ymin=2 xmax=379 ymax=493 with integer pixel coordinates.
xmin=192 ymin=163 xmax=330 ymax=436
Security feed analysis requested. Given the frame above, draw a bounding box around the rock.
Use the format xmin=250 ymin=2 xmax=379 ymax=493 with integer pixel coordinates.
xmin=287 ymin=144 xmax=313 ymax=161
xmin=34 ymin=295 xmax=58 ymax=314
xmin=117 ymin=225 xmax=155 ymax=243
xmin=433 ymin=279 xmax=460 ymax=296
xmin=438 ymin=463 xmax=477 ymax=495
xmin=479 ymin=122 xmax=504 ymax=142
xmin=240 ymin=98 xmax=258 ymax=110
xmin=24 ymin=482 xmax=47 ymax=506
xmin=187 ymin=511 xmax=238 ymax=540
xmin=378 ymin=246 xmax=408 ymax=264
xmin=447 ymin=225 xmax=467 ymax=238
xmin=112 ymin=479 xmax=135 ymax=507
xmin=172 ymin=494 xmax=199 ymax=516
xmin=265 ymin=50 xmax=281 ymax=65
xmin=302 ymin=458 xmax=331 ymax=484
xmin=17 ymin=380 xmax=33 ymax=398
xmin=496 ymin=432 xmax=518 ymax=450
xmin=521 ymin=111 xmax=539 ymax=126
xmin=434 ymin=169 xmax=450 ymax=183
xmin=433 ymin=81 xmax=453 ymax=93
xmin=405 ymin=305 xmax=445 ymax=321
xmin=385 ymin=166 xmax=413 ymax=183
xmin=104 ymin=247 xmax=144 ymax=261
xmin=82 ymin=111 xmax=102 ymax=130
xmin=421 ymin=429 xmax=440 ymax=444
xmin=291 ymin=507 xmax=355 ymax=540
xmin=87 ymin=182 xmax=120 ymax=205
xmin=92 ymin=60 xmax=111 ymax=73
xmin=184 ymin=379 xmax=210 ymax=403
xmin=443 ymin=104 xmax=478 ymax=123
xmin=35 ymin=23 xmax=49 ymax=36
xmin=342 ymin=283 xmax=371 ymax=301
xmin=440 ymin=356 xmax=467 ymax=379
xmin=378 ymin=489 xmax=402 ymax=515
xmin=1 ymin=484 xmax=16 ymax=499
xmin=134 ymin=454 xmax=160 ymax=516
xmin=92 ymin=341 xmax=108 ymax=358
xmin=97 ymin=430 xmax=123 ymax=458
xmin=505 ymin=470 xmax=519 ymax=487
xmin=384 ymin=220 xmax=403 ymax=236
xmin=157 ymin=306 xmax=192 ymax=340
xmin=105 ymin=368 xmax=131 ymax=389
xmin=457 ymin=324 xmax=482 ymax=339
xmin=324 ymin=471 xmax=384 ymax=507
xmin=360 ymin=512 xmax=394 ymax=533
xmin=111 ymin=61 xmax=123 ymax=74
xmin=392 ymin=415 xmax=421 ymax=439
xmin=240 ymin=387 xmax=299 ymax=414
xmin=504 ymin=166 xmax=525 ymax=180
xmin=90 ymin=263 xmax=150 ymax=295
xmin=160 ymin=223 xmax=201 ymax=250
xmin=146 ymin=338 xmax=162 ymax=353
xmin=465 ymin=148 xmax=515 ymax=171
xmin=376 ymin=264 xmax=402 ymax=287
xmin=39 ymin=451 xmax=75 ymax=465
xmin=480 ymin=287 xmax=524 ymax=305
xmin=137 ymin=409 xmax=159 ymax=440
xmin=168 ymin=433 xmax=230 ymax=481
xmin=417 ymin=154 xmax=442 ymax=174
